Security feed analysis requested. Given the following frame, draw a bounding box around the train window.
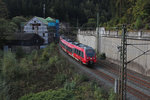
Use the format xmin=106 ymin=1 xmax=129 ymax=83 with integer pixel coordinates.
xmin=72 ymin=48 xmax=75 ymax=53
xmin=78 ymin=50 xmax=81 ymax=56
xmin=86 ymin=49 xmax=95 ymax=57
xmin=70 ymin=48 xmax=72 ymax=52
xmin=81 ymin=52 xmax=83 ymax=58
xmin=77 ymin=50 xmax=79 ymax=55
xmin=75 ymin=49 xmax=77 ymax=53
xmin=82 ymin=52 xmax=84 ymax=58
xmin=79 ymin=51 xmax=81 ymax=56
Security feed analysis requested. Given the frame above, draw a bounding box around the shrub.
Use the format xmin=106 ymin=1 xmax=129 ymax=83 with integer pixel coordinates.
xmin=97 ymin=53 xmax=106 ymax=60
xmin=108 ymin=89 xmax=117 ymax=100
xmin=64 ymin=81 xmax=76 ymax=90
xmin=20 ymin=58 xmax=31 ymax=75
xmin=2 ymin=52 xmax=18 ymax=81
xmin=48 ymin=55 xmax=58 ymax=66
xmin=77 ymin=74 xmax=89 ymax=83
xmin=15 ymin=47 xmax=25 ymax=58
xmin=145 ymin=24 xmax=149 ymax=30
xmin=94 ymin=87 xmax=103 ymax=100
xmin=135 ymin=16 xmax=143 ymax=30
xmin=19 ymin=89 xmax=76 ymax=100
xmin=53 ymin=73 xmax=68 ymax=86
xmin=40 ymin=49 xmax=50 ymax=62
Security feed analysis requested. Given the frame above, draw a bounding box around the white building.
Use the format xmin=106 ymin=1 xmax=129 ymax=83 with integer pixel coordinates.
xmin=24 ymin=16 xmax=55 ymax=44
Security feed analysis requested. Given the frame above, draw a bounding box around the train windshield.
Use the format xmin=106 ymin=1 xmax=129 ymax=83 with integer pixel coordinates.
xmin=86 ymin=49 xmax=95 ymax=57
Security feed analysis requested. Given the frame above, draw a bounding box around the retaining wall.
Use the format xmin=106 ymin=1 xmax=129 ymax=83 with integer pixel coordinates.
xmin=77 ymin=29 xmax=150 ymax=76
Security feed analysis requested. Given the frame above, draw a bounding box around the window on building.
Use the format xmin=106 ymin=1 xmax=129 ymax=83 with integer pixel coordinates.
xmin=43 ymin=33 xmax=45 ymax=37
xmin=32 ymin=26 xmax=34 ymax=30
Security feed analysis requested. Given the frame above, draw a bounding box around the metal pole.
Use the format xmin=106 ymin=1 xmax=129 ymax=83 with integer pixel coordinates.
xmin=97 ymin=12 xmax=99 ymax=53
xmin=43 ymin=3 xmax=46 ymax=18
xmin=120 ymin=24 xmax=127 ymax=100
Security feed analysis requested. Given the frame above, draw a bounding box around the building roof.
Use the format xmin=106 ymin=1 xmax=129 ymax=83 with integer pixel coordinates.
xmin=6 ymin=33 xmax=44 ymax=46
xmin=36 ymin=17 xmax=55 ymax=25
xmin=36 ymin=17 xmax=49 ymax=25
xmin=46 ymin=17 xmax=55 ymax=22
xmin=6 ymin=33 xmax=43 ymax=41
xmin=23 ymin=16 xmax=56 ymax=27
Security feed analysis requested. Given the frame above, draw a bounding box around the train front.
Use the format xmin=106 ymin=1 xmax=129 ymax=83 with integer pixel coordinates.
xmin=84 ymin=48 xmax=96 ymax=65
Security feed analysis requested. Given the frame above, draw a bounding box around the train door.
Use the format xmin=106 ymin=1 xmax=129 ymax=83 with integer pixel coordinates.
xmin=72 ymin=48 xmax=75 ymax=54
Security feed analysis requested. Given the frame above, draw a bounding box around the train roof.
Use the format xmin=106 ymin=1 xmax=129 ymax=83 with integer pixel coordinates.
xmin=60 ymin=35 xmax=93 ymax=49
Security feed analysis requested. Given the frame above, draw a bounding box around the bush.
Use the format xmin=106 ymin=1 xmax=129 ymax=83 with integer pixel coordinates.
xmin=145 ymin=24 xmax=149 ymax=30
xmin=108 ymin=89 xmax=117 ymax=100
xmin=97 ymin=53 xmax=106 ymax=60
xmin=1 ymin=52 xmax=26 ymax=100
xmin=135 ymin=16 xmax=143 ymax=30
xmin=94 ymin=87 xmax=103 ymax=100
xmin=2 ymin=52 xmax=18 ymax=81
xmin=64 ymin=81 xmax=76 ymax=90
xmin=53 ymin=73 xmax=68 ymax=86
xmin=15 ymin=47 xmax=25 ymax=58
xmin=77 ymin=74 xmax=89 ymax=83
xmin=48 ymin=56 xmax=58 ymax=66
xmin=19 ymin=89 xmax=76 ymax=100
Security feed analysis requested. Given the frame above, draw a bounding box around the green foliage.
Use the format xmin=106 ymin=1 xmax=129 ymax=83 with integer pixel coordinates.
xmin=19 ymin=58 xmax=31 ymax=75
xmin=145 ymin=24 xmax=149 ymax=30
xmin=40 ymin=49 xmax=50 ymax=62
xmin=0 ymin=0 xmax=150 ymax=29
xmin=64 ymin=81 xmax=76 ymax=90
xmin=135 ymin=16 xmax=143 ymax=30
xmin=9 ymin=22 xmax=18 ymax=32
xmin=0 ymin=43 xmax=111 ymax=100
xmin=108 ymin=89 xmax=117 ymax=100
xmin=97 ymin=53 xmax=106 ymax=60
xmin=0 ymin=0 xmax=8 ymax=18
xmin=12 ymin=16 xmax=27 ymax=30
xmin=0 ymin=18 xmax=9 ymax=34
xmin=19 ymin=89 xmax=76 ymax=100
xmin=85 ymin=18 xmax=96 ymax=27
xmin=94 ymin=87 xmax=103 ymax=100
xmin=74 ymin=74 xmax=89 ymax=84
xmin=53 ymin=73 xmax=68 ymax=86
xmin=0 ymin=51 xmax=29 ymax=100
xmin=15 ymin=47 xmax=25 ymax=58
xmin=48 ymin=56 xmax=58 ymax=66
xmin=0 ymin=18 xmax=18 ymax=48
xmin=2 ymin=52 xmax=18 ymax=81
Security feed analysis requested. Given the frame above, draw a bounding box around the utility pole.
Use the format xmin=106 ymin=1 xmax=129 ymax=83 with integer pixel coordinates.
xmin=77 ymin=17 xmax=79 ymax=28
xmin=119 ymin=24 xmax=127 ymax=100
xmin=97 ymin=12 xmax=99 ymax=53
xmin=43 ymin=0 xmax=46 ymax=18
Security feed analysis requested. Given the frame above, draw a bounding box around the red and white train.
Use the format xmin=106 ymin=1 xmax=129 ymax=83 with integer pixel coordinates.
xmin=59 ymin=35 xmax=96 ymax=65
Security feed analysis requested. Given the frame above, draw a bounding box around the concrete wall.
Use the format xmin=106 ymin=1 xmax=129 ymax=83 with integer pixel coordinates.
xmin=77 ymin=34 xmax=97 ymax=50
xmin=77 ymin=29 xmax=150 ymax=76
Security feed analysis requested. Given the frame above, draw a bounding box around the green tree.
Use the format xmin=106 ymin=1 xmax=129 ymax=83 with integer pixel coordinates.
xmin=0 ymin=18 xmax=8 ymax=48
xmin=12 ymin=16 xmax=27 ymax=31
xmin=0 ymin=0 xmax=8 ymax=18
xmin=135 ymin=16 xmax=143 ymax=30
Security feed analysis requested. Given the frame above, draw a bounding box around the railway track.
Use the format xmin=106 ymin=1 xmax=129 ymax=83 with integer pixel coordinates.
xmin=98 ymin=62 xmax=150 ymax=90
xmin=59 ymin=48 xmax=150 ymax=100
xmin=97 ymin=61 xmax=150 ymax=100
